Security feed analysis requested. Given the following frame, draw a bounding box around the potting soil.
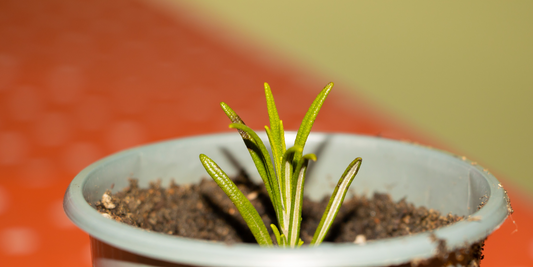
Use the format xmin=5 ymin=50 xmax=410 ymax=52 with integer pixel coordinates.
xmin=92 ymin=174 xmax=484 ymax=266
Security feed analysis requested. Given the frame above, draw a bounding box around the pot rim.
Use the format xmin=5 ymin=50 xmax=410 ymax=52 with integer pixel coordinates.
xmin=64 ymin=132 xmax=510 ymax=267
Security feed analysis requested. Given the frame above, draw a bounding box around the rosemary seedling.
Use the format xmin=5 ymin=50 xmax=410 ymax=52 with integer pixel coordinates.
xmin=200 ymin=82 xmax=362 ymax=247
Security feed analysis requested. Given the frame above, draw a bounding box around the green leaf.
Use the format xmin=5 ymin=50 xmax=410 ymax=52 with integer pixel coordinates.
xmin=229 ymin=123 xmax=285 ymax=229
xmin=279 ymin=120 xmax=286 ymax=156
xmin=220 ymin=102 xmax=251 ymax=140
xmin=219 ymin=102 xmax=284 ymax=228
xmin=271 ymin=223 xmax=287 ymax=247
xmin=264 ymin=83 xmax=285 ymax=172
xmin=294 ymin=82 xmax=333 ymax=150
xmin=279 ymin=146 xmax=302 ymax=237
xmin=280 ymin=234 xmax=287 ymax=247
xmin=264 ymin=125 xmax=282 ymax=190
xmin=288 ymin=153 xmax=316 ymax=247
xmin=200 ymin=154 xmax=273 ymax=246
xmin=311 ymin=157 xmax=362 ymax=246
xmin=271 ymin=224 xmax=282 ymax=246
xmin=270 ymin=224 xmax=287 ymax=247
xmin=292 ymin=83 xmax=333 ymax=170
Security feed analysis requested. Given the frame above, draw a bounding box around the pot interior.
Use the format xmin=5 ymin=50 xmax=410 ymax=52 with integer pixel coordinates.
xmin=82 ymin=132 xmax=489 ymax=217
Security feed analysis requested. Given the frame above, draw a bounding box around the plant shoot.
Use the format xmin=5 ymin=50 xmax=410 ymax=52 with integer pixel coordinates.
xmin=200 ymin=82 xmax=362 ymax=247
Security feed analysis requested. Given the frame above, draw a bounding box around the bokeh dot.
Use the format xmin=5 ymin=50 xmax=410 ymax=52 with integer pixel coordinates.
xmin=62 ymin=142 xmax=103 ymax=174
xmin=34 ymin=112 xmax=71 ymax=147
xmin=529 ymin=238 xmax=533 ymax=260
xmin=180 ymin=86 xmax=215 ymax=123
xmin=82 ymin=243 xmax=92 ymax=265
xmin=0 ymin=185 xmax=8 ymax=215
xmin=46 ymin=65 xmax=84 ymax=104
xmin=112 ymin=77 xmax=148 ymax=115
xmin=49 ymin=199 xmax=75 ymax=229
xmin=0 ymin=227 xmax=39 ymax=255
xmin=106 ymin=121 xmax=146 ymax=152
xmin=0 ymin=131 xmax=29 ymax=165
xmin=76 ymin=95 xmax=111 ymax=131
xmin=0 ymin=53 xmax=19 ymax=92
xmin=54 ymin=32 xmax=96 ymax=67
xmin=19 ymin=158 xmax=56 ymax=187
xmin=7 ymin=86 xmax=43 ymax=122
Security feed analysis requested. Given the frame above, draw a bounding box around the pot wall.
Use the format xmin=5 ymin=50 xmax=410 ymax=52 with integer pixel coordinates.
xmin=64 ymin=132 xmax=510 ymax=267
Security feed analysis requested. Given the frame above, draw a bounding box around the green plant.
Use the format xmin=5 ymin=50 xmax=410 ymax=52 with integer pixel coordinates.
xmin=199 ymin=82 xmax=362 ymax=247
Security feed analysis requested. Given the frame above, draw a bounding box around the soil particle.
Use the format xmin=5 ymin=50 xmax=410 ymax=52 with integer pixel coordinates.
xmin=92 ymin=174 xmax=484 ymax=266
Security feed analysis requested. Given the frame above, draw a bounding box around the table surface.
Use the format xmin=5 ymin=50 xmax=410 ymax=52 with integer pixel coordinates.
xmin=0 ymin=0 xmax=531 ymax=266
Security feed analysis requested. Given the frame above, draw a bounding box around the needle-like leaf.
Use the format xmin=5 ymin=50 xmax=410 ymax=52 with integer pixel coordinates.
xmin=229 ymin=122 xmax=285 ymax=229
xmin=288 ymin=153 xmax=316 ymax=247
xmin=280 ymin=146 xmax=302 ymax=237
xmin=292 ymin=82 xmax=333 ymax=170
xmin=220 ymin=103 xmax=282 ymax=221
xmin=264 ymin=83 xmax=285 ymax=174
xmin=279 ymin=120 xmax=286 ymax=155
xmin=271 ymin=224 xmax=283 ymax=247
xmin=294 ymin=82 xmax=333 ymax=150
xmin=311 ymin=157 xmax=363 ymax=246
xmin=201 ymin=82 xmax=363 ymax=248
xmin=220 ymin=102 xmax=251 ymax=140
xmin=200 ymin=154 xmax=273 ymax=247
xmin=265 ymin=125 xmax=283 ymax=200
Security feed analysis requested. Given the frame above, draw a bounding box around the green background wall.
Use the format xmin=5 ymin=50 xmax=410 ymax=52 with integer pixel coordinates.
xmin=159 ymin=0 xmax=533 ymax=194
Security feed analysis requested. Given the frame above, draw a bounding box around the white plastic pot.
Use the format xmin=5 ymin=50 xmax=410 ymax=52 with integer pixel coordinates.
xmin=64 ymin=132 xmax=510 ymax=267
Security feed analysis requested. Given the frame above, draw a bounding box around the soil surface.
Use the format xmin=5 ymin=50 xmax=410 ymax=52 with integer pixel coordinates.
xmin=92 ymin=173 xmax=484 ymax=266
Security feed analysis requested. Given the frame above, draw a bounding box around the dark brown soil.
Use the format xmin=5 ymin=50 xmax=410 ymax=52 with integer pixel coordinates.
xmin=92 ymin=173 xmax=484 ymax=266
